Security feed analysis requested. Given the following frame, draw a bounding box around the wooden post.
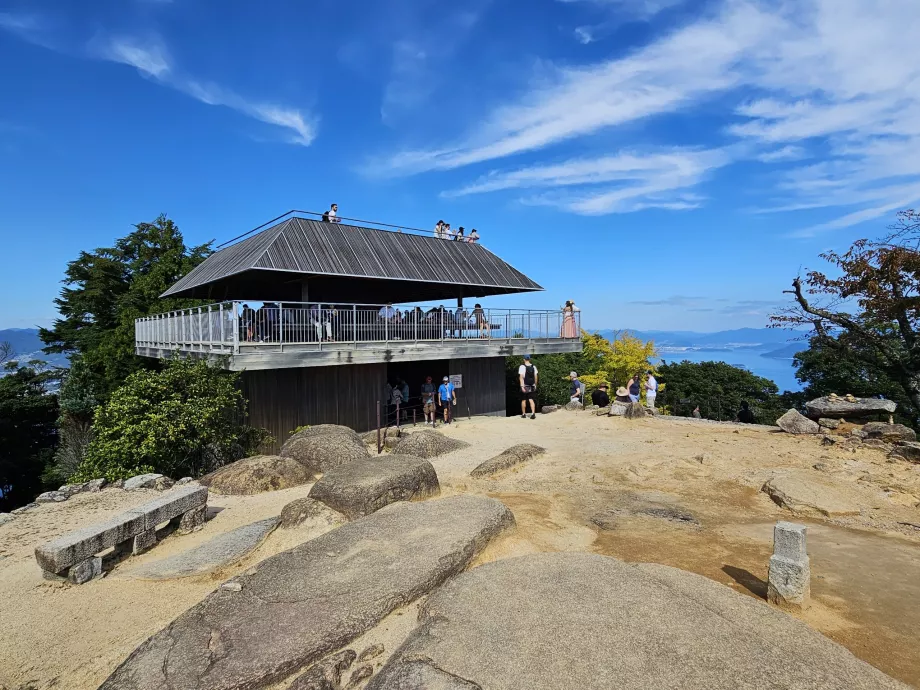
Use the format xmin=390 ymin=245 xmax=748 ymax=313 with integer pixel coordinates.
xmin=376 ymin=400 xmax=382 ymax=454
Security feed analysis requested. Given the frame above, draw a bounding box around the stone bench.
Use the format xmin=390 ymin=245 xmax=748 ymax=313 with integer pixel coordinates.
xmin=34 ymin=484 xmax=208 ymax=584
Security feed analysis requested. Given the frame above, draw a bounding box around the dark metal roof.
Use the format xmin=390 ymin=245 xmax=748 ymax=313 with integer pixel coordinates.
xmin=162 ymin=217 xmax=543 ymax=301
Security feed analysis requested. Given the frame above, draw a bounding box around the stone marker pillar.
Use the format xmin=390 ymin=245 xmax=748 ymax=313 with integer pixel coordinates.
xmin=767 ymin=521 xmax=810 ymax=610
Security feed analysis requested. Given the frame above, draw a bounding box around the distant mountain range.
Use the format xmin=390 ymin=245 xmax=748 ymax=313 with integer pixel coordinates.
xmin=597 ymin=328 xmax=802 ymax=350
xmin=0 ymin=328 xmax=69 ymax=369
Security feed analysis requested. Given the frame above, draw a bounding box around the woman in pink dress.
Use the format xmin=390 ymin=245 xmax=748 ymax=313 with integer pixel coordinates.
xmin=561 ymin=300 xmax=579 ymax=338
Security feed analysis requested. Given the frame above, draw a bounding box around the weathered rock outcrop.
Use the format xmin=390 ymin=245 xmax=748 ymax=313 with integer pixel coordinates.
xmin=368 ymin=553 xmax=903 ymax=690
xmin=541 ymin=405 xmax=559 ymax=414
xmin=289 ymin=424 xmax=362 ymax=444
xmin=776 ymin=409 xmax=821 ymax=435
xmin=280 ymin=497 xmax=340 ymax=528
xmin=762 ymin=474 xmax=861 ymax=517
xmin=391 ymin=430 xmax=469 ymax=459
xmin=805 ymin=396 xmax=897 ymax=420
xmin=121 ymin=518 xmax=279 ymax=580
xmin=564 ymin=401 xmax=583 ymax=411
xmin=889 ymin=441 xmax=920 ymax=464
xmin=818 ymin=418 xmax=841 ymax=429
xmin=100 ymin=495 xmax=515 ymax=690
xmin=862 ymin=422 xmax=917 ymax=444
xmin=281 ymin=433 xmax=370 ymax=474
xmin=470 ymin=444 xmax=546 ymax=478
xmin=607 ymin=402 xmax=629 ymax=417
xmin=308 ymin=455 xmax=440 ymax=519
xmin=624 ymin=402 xmax=647 ymax=419
xmin=200 ymin=455 xmax=314 ymax=495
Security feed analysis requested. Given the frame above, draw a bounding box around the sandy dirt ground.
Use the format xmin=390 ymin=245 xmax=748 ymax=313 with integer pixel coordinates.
xmin=1 ymin=411 xmax=919 ymax=689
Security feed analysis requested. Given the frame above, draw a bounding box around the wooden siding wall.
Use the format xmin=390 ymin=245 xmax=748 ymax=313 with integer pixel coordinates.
xmin=448 ymin=356 xmax=507 ymax=417
xmin=241 ymin=363 xmax=387 ymax=453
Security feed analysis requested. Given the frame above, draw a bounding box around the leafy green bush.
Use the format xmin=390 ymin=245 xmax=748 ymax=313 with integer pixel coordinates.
xmin=73 ymin=358 xmax=271 ymax=481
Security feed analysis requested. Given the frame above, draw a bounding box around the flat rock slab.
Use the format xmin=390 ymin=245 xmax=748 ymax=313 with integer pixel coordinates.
xmin=120 ymin=518 xmax=279 ymax=580
xmin=470 ymin=444 xmax=546 ymax=478
xmin=763 ymin=474 xmax=861 ymax=517
xmin=280 ymin=433 xmax=370 ymax=474
xmin=368 ymin=553 xmax=905 ymax=690
xmin=100 ymin=495 xmax=515 ymax=690
xmin=392 ymin=430 xmax=469 ymax=459
xmin=805 ymin=396 xmax=897 ymax=419
xmin=200 ymin=455 xmax=314 ymax=495
xmin=308 ymin=455 xmax=440 ymax=519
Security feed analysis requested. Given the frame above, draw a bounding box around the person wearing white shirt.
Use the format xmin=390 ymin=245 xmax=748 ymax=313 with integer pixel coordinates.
xmin=645 ymin=371 xmax=658 ymax=410
xmin=322 ymin=203 xmax=339 ymax=223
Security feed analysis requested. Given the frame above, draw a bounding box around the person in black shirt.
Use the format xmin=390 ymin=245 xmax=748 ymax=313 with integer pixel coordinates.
xmin=591 ymin=382 xmax=610 ymax=407
xmin=736 ymin=401 xmax=755 ymax=424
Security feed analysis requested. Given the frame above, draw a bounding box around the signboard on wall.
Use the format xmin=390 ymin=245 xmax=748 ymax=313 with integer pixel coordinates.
xmin=449 ymin=374 xmax=463 ymax=389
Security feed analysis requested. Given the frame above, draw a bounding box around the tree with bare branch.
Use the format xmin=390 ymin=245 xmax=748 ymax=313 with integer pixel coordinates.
xmin=772 ymin=210 xmax=920 ymax=421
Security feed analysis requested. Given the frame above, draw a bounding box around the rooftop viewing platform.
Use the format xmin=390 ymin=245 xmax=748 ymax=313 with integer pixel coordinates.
xmin=135 ymin=300 xmax=582 ymax=370
xmin=136 ymin=209 xmax=583 ymax=370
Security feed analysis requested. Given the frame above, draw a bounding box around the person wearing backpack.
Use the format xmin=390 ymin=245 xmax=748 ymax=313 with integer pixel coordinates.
xmin=518 ymin=354 xmax=539 ymax=419
xmin=569 ymin=371 xmax=584 ymax=404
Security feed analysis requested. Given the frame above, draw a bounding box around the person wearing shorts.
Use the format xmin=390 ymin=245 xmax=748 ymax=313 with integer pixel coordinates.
xmin=421 ymin=376 xmax=437 ymax=426
xmin=518 ymin=354 xmax=539 ymax=419
xmin=438 ymin=376 xmax=457 ymax=424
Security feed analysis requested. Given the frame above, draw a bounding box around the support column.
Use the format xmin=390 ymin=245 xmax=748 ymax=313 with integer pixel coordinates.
xmin=301 ymin=279 xmax=310 ymax=303
xmin=133 ymin=528 xmax=157 ymax=555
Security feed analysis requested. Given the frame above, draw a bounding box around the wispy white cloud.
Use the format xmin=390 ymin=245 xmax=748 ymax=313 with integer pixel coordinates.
xmin=378 ymin=0 xmax=920 ymax=228
xmin=0 ymin=19 xmax=316 ymax=147
xmin=756 ymin=145 xmax=807 ymax=163
xmin=445 ymin=147 xmax=731 ymax=213
xmin=573 ymin=26 xmax=595 ymax=44
xmin=380 ymin=2 xmax=779 ymax=175
xmin=557 ymin=0 xmax=685 ymax=20
xmin=93 ymin=36 xmax=316 ymax=145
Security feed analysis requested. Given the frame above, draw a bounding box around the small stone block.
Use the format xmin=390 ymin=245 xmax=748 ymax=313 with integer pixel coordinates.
xmin=773 ymin=521 xmax=808 ymax=561
xmin=133 ymin=528 xmax=157 ymax=555
xmin=67 ymin=556 xmax=102 ymax=584
xmin=768 ymin=555 xmax=811 ymax=609
xmin=177 ymin=504 xmax=207 ymax=534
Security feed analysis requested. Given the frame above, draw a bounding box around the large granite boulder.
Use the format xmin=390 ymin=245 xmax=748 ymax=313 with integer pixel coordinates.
xmin=541 ymin=405 xmax=559 ymax=414
xmin=776 ymin=409 xmax=821 ymax=435
xmin=607 ymin=402 xmax=629 ymax=417
xmin=762 ymin=474 xmax=861 ymax=517
xmin=308 ymin=455 xmax=440 ymax=519
xmin=624 ymin=402 xmax=647 ymax=419
xmin=805 ymin=396 xmax=897 ymax=420
xmin=470 ymin=444 xmax=546 ymax=478
xmin=200 ymin=455 xmax=314 ymax=495
xmin=289 ymin=424 xmax=362 ymax=444
xmin=280 ymin=497 xmax=341 ymax=528
xmin=368 ymin=553 xmax=902 ymax=690
xmin=100 ymin=496 xmax=515 ymax=690
xmin=123 ymin=473 xmax=165 ymax=490
xmin=391 ymin=430 xmax=469 ymax=459
xmin=862 ymin=422 xmax=916 ymax=443
xmin=564 ymin=401 xmax=583 ymax=411
xmin=281 ymin=433 xmax=370 ymax=474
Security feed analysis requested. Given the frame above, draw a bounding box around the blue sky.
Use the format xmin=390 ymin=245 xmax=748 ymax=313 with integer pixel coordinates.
xmin=1 ymin=0 xmax=917 ymax=333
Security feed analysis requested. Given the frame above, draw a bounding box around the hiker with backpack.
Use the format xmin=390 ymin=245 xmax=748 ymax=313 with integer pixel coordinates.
xmin=518 ymin=354 xmax=539 ymax=419
xmin=569 ymin=371 xmax=584 ymax=404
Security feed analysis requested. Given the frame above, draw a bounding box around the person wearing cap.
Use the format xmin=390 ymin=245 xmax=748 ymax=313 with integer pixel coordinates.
xmin=645 ymin=370 xmax=658 ymax=410
xmin=438 ymin=375 xmax=457 ymax=424
xmin=592 ymin=382 xmax=610 ymax=407
xmin=421 ymin=375 xmax=437 ymax=426
xmin=569 ymin=371 xmax=584 ymax=404
xmin=518 ymin=354 xmax=538 ymax=419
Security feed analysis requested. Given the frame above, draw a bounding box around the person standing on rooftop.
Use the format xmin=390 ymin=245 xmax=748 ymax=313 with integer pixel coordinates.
xmin=455 ymin=227 xmax=465 ymax=241
xmin=434 ymin=220 xmax=446 ymax=239
xmin=468 ymin=229 xmax=480 ymax=243
xmin=321 ymin=203 xmax=339 ymax=223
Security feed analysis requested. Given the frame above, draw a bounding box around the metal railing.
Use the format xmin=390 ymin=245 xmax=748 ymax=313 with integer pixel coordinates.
xmin=135 ymin=301 xmax=582 ymax=355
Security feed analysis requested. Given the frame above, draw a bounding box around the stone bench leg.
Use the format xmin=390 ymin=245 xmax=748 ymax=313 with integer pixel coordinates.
xmin=133 ymin=528 xmax=157 ymax=555
xmin=68 ymin=556 xmax=102 ymax=584
xmin=176 ymin=505 xmax=207 ymax=534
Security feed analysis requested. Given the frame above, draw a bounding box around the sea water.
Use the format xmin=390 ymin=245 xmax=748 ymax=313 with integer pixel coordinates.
xmin=655 ymin=348 xmax=802 ymax=392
